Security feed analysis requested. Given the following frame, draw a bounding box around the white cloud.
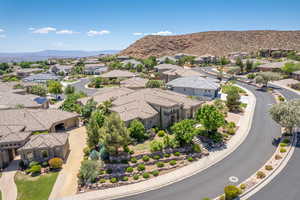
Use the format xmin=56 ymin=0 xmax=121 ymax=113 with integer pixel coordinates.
xmin=32 ymin=27 xmax=56 ymax=34
xmin=0 ymin=35 xmax=6 ymax=38
xmin=0 ymin=29 xmax=4 ymax=33
xmin=151 ymin=31 xmax=173 ymax=36
xmin=133 ymin=32 xmax=143 ymax=36
xmin=28 ymin=27 xmax=35 ymax=31
xmin=52 ymin=42 xmax=64 ymax=47
xmin=56 ymin=29 xmax=78 ymax=35
xmin=87 ymin=30 xmax=110 ymax=37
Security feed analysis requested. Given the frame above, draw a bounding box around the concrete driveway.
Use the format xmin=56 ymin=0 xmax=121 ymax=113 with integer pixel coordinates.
xmin=0 ymin=158 xmax=19 ymax=200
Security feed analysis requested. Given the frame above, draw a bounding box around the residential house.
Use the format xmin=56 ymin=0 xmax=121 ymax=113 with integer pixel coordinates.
xmin=157 ymin=56 xmax=177 ymax=64
xmin=100 ymin=70 xmax=136 ymax=79
xmin=162 ymin=68 xmax=204 ymax=82
xmin=116 ymin=55 xmax=131 ymax=61
xmin=120 ymin=77 xmax=148 ymax=89
xmin=154 ymin=64 xmax=181 ymax=73
xmin=292 ymin=70 xmax=300 ymax=81
xmin=50 ymin=65 xmax=74 ymax=76
xmin=174 ymin=53 xmax=196 ymax=60
xmin=257 ymin=62 xmax=286 ymax=72
xmin=84 ymin=64 xmax=107 ymax=75
xmin=228 ymin=52 xmax=250 ymax=60
xmin=121 ymin=59 xmax=142 ymax=68
xmin=16 ymin=68 xmax=43 ymax=78
xmin=166 ymin=76 xmax=220 ymax=100
xmin=23 ymin=73 xmax=61 ymax=83
xmin=194 ymin=54 xmax=218 ymax=64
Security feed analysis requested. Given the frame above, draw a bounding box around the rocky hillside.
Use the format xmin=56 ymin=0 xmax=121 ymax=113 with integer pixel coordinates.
xmin=119 ymin=30 xmax=300 ymax=58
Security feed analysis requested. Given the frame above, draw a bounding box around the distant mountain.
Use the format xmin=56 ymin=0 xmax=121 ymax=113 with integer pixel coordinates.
xmin=119 ymin=30 xmax=300 ymax=58
xmin=0 ymin=50 xmax=120 ymax=62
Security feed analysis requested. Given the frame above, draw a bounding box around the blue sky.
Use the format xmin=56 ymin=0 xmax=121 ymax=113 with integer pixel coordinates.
xmin=0 ymin=0 xmax=300 ymax=52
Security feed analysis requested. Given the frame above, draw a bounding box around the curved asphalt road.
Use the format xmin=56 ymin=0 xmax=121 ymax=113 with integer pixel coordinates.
xmin=250 ymin=85 xmax=300 ymax=200
xmin=118 ymin=75 xmax=281 ymax=200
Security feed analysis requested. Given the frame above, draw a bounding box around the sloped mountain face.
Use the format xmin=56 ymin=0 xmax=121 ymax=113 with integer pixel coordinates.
xmin=119 ymin=30 xmax=300 ymax=58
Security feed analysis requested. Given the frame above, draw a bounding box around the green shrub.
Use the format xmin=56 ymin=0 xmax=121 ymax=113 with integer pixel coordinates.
xmin=41 ymin=161 xmax=48 ymax=168
xmin=99 ymin=178 xmax=106 ymax=183
xmin=122 ymin=176 xmax=129 ymax=181
xmin=169 ymin=160 xmax=177 ymax=166
xmin=275 ymin=154 xmax=282 ymax=160
xmin=282 ymin=138 xmax=290 ymax=144
xmin=143 ymin=172 xmax=150 ymax=179
xmin=227 ymin=128 xmax=236 ymax=135
xmin=240 ymin=184 xmax=246 ymax=190
xmin=219 ymin=195 xmax=225 ymax=200
xmin=129 ymin=150 xmax=134 ymax=155
xmin=174 ymin=152 xmax=181 ymax=156
xmin=107 ymin=168 xmax=113 ymax=174
xmin=202 ymin=198 xmax=211 ymax=200
xmin=30 ymin=165 xmax=42 ymax=175
xmin=153 ymin=155 xmax=161 ymax=160
xmin=265 ymin=165 xmax=273 ymax=171
xmin=192 ymin=144 xmax=202 ymax=153
xmin=137 ymin=164 xmax=146 ymax=171
xmin=224 ymin=185 xmax=241 ymax=200
xmin=187 ymin=157 xmax=194 ymax=162
xmin=133 ymin=174 xmax=139 ymax=180
xmin=83 ymin=147 xmax=90 ymax=156
xmin=152 ymin=170 xmax=159 ymax=176
xmin=142 ymin=155 xmax=150 ymax=162
xmin=164 ymin=153 xmax=170 ymax=158
xmin=48 ymin=157 xmax=63 ymax=169
xmin=279 ymin=143 xmax=287 ymax=147
xmin=110 ymin=177 xmax=118 ymax=183
xmin=156 ymin=161 xmax=164 ymax=168
xmin=126 ymin=167 xmax=134 ymax=173
xmin=29 ymin=161 xmax=39 ymax=168
xmin=280 ymin=147 xmax=287 ymax=153
xmin=157 ymin=130 xmax=165 ymax=137
xmin=256 ymin=171 xmax=266 ymax=179
xmin=130 ymin=157 xmax=138 ymax=163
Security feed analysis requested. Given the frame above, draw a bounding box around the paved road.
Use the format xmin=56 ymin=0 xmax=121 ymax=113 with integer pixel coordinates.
xmin=118 ymin=73 xmax=281 ymax=200
xmin=71 ymin=78 xmax=98 ymax=96
xmin=250 ymin=85 xmax=300 ymax=200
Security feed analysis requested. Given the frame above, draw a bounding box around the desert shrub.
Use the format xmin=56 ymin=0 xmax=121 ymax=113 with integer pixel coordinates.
xmin=224 ymin=185 xmax=241 ymax=200
xmin=83 ymin=147 xmax=90 ymax=156
xmin=265 ymin=165 xmax=273 ymax=171
xmin=164 ymin=153 xmax=171 ymax=157
xmin=278 ymin=95 xmax=285 ymax=102
xmin=133 ymin=174 xmax=139 ymax=180
xmin=282 ymin=138 xmax=290 ymax=144
xmin=174 ymin=152 xmax=181 ymax=156
xmin=19 ymin=160 xmax=27 ymax=169
xmin=106 ymin=168 xmax=113 ymax=174
xmin=129 ymin=149 xmax=134 ymax=155
xmin=192 ymin=144 xmax=202 ymax=153
xmin=219 ymin=195 xmax=225 ymax=200
xmin=153 ymin=155 xmax=161 ymax=160
xmin=157 ymin=130 xmax=165 ymax=137
xmin=169 ymin=160 xmax=177 ymax=166
xmin=279 ymin=143 xmax=287 ymax=147
xmin=48 ymin=157 xmax=63 ymax=169
xmin=122 ymin=176 xmax=129 ymax=181
xmin=126 ymin=167 xmax=134 ymax=173
xmin=110 ymin=177 xmax=118 ymax=183
xmin=275 ymin=154 xmax=282 ymax=160
xmin=41 ymin=161 xmax=48 ymax=168
xmin=227 ymin=128 xmax=236 ymax=135
xmin=99 ymin=178 xmax=106 ymax=183
xmin=280 ymin=147 xmax=287 ymax=153
xmin=143 ymin=172 xmax=150 ymax=179
xmin=29 ymin=161 xmax=39 ymax=168
xmin=187 ymin=157 xmax=194 ymax=162
xmin=130 ymin=157 xmax=138 ymax=163
xmin=142 ymin=155 xmax=150 ymax=162
xmin=240 ymin=184 xmax=246 ymax=190
xmin=150 ymin=140 xmax=163 ymax=153
xmin=156 ymin=161 xmax=164 ymax=168
xmin=30 ymin=165 xmax=42 ymax=175
xmin=202 ymin=198 xmax=211 ymax=200
xmin=152 ymin=170 xmax=159 ymax=176
xmin=256 ymin=171 xmax=266 ymax=179
xmin=99 ymin=170 xmax=105 ymax=175
xmin=137 ymin=164 xmax=146 ymax=171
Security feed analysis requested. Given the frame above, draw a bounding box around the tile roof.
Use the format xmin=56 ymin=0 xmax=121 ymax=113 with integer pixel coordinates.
xmin=162 ymin=68 xmax=204 ymax=77
xmin=100 ymin=70 xmax=136 ymax=78
xmin=154 ymin=64 xmax=181 ymax=71
xmin=0 ymin=92 xmax=47 ymax=109
xmin=120 ymin=77 xmax=148 ymax=88
xmin=166 ymin=76 xmax=220 ymax=90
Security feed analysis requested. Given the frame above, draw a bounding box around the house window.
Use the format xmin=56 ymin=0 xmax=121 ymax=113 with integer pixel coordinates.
xmin=41 ymin=150 xmax=49 ymax=159
xmin=27 ymin=152 xmax=34 ymax=161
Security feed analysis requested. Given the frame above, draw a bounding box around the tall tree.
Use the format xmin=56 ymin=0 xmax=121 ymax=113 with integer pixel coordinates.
xmin=254 ymin=72 xmax=281 ymax=87
xmin=225 ymin=87 xmax=241 ymax=112
xmin=196 ymin=105 xmax=225 ymax=133
xmin=171 ymin=119 xmax=196 ymax=146
xmin=81 ymin=98 xmax=98 ymax=120
xmin=100 ymin=113 xmax=131 ymax=155
xmin=235 ymin=57 xmax=244 ymax=73
xmin=245 ymin=60 xmax=254 ymax=73
xmin=128 ymin=119 xmax=147 ymax=142
xmin=86 ymin=109 xmax=105 ymax=148
xmin=47 ymin=80 xmax=63 ymax=99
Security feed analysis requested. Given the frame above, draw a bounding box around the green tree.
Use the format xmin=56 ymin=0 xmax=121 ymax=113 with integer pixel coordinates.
xmin=86 ymin=109 xmax=105 ymax=148
xmin=72 ymin=63 xmax=85 ymax=74
xmin=254 ymin=72 xmax=281 ymax=87
xmin=269 ymin=100 xmax=300 ymax=134
xmin=171 ymin=119 xmax=196 ymax=146
xmin=100 ymin=113 xmax=131 ymax=155
xmin=225 ymin=87 xmax=241 ymax=112
xmin=81 ymin=98 xmax=98 ymax=120
xmin=196 ymin=105 xmax=225 ymax=133
xmin=78 ymin=160 xmax=101 ymax=185
xmin=59 ymin=92 xmax=86 ymax=113
xmin=64 ymin=85 xmax=75 ymax=95
xmin=224 ymin=185 xmax=241 ymax=200
xmin=128 ymin=119 xmax=147 ymax=142
xmin=27 ymin=85 xmax=48 ymax=96
xmin=220 ymin=56 xmax=230 ymax=65
xmin=235 ymin=57 xmax=244 ymax=73
xmin=281 ymin=62 xmax=300 ymax=74
xmin=48 ymin=80 xmax=63 ymax=99
xmin=146 ymin=80 xmax=164 ymax=88
xmin=90 ymin=77 xmax=104 ymax=88
xmin=245 ymin=59 xmax=254 ymax=73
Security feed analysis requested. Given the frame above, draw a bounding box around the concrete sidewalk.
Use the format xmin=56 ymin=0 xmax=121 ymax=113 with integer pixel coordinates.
xmin=58 ymin=85 xmax=256 ymax=200
xmin=0 ymin=158 xmax=19 ymax=200
xmin=49 ymin=127 xmax=87 ymax=199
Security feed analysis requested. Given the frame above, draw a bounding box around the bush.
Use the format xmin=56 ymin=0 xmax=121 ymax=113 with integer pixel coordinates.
xmin=239 ymin=184 xmax=246 ymax=190
xmin=110 ymin=177 xmax=118 ymax=183
xmin=150 ymin=140 xmax=163 ymax=153
xmin=202 ymin=198 xmax=211 ymax=200
xmin=29 ymin=161 xmax=39 ymax=168
xmin=129 ymin=150 xmax=134 ymax=155
xmin=126 ymin=167 xmax=134 ymax=173
xmin=192 ymin=144 xmax=202 ymax=153
xmin=133 ymin=174 xmax=139 ymax=180
xmin=187 ymin=157 xmax=194 ymax=162
xmin=174 ymin=152 xmax=181 ymax=156
xmin=19 ymin=160 xmax=27 ymax=169
xmin=164 ymin=153 xmax=171 ymax=158
xmin=156 ymin=161 xmax=164 ymax=168
xmin=278 ymin=95 xmax=285 ymax=102
xmin=152 ymin=170 xmax=159 ymax=176
xmin=99 ymin=178 xmax=106 ymax=183
xmin=41 ymin=161 xmax=49 ymax=168
xmin=83 ymin=147 xmax=90 ymax=156
xmin=265 ymin=165 xmax=273 ymax=171
xmin=227 ymin=128 xmax=236 ymax=135
xmin=107 ymin=168 xmax=113 ymax=174
xmin=122 ymin=176 xmax=129 ymax=181
xmin=30 ymin=165 xmax=42 ymax=175
xmin=169 ymin=160 xmax=177 ymax=166
xmin=219 ymin=195 xmax=225 ymax=200
xmin=143 ymin=172 xmax=150 ymax=179
xmin=279 ymin=143 xmax=287 ymax=147
xmin=282 ymin=138 xmax=290 ymax=144
xmin=153 ymin=155 xmax=161 ymax=160
xmin=275 ymin=154 xmax=282 ymax=160
xmin=224 ymin=185 xmax=241 ymax=200
xmin=137 ymin=164 xmax=146 ymax=171
xmin=130 ymin=157 xmax=138 ymax=163
xmin=256 ymin=171 xmax=266 ymax=179
xmin=157 ymin=130 xmax=165 ymax=137
xmin=48 ymin=157 xmax=63 ymax=169
xmin=99 ymin=170 xmax=105 ymax=175
xmin=142 ymin=155 xmax=150 ymax=162
xmin=280 ymin=147 xmax=287 ymax=153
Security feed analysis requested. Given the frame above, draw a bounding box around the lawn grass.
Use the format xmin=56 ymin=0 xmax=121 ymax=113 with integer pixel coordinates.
xmin=15 ymin=172 xmax=58 ymax=200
